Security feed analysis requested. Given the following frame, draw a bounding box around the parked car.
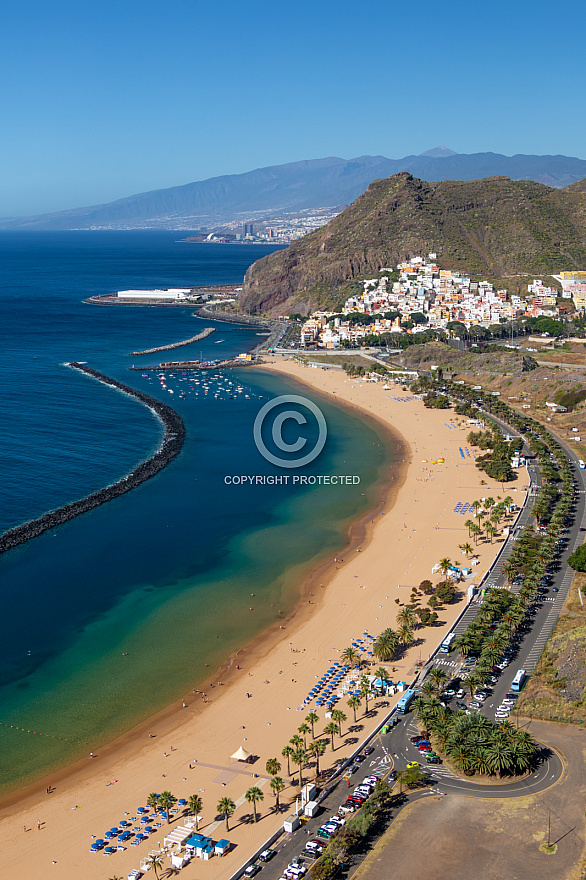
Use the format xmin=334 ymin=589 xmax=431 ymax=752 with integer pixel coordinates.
xmin=244 ymin=865 xmax=262 ymax=878
xmin=259 ymin=850 xmax=276 ymax=863
xmin=363 ymin=746 xmax=375 ymax=756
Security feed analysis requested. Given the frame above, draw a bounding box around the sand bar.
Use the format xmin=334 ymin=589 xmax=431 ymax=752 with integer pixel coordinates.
xmin=0 ymin=357 xmax=520 ymax=879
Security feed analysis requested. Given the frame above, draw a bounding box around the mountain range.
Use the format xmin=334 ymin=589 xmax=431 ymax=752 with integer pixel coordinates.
xmin=3 ymin=148 xmax=586 ymax=230
xmin=240 ymin=173 xmax=586 ymax=316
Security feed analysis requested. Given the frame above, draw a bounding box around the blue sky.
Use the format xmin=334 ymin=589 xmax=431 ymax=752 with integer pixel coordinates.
xmin=2 ymin=0 xmax=585 ymax=216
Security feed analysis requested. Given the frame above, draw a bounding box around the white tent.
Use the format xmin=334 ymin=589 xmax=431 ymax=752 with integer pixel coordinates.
xmin=230 ymin=746 xmax=251 ymax=761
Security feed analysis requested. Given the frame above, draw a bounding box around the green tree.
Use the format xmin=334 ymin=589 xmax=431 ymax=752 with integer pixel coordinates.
xmin=298 ymin=722 xmax=311 ymax=749
xmin=245 ymin=786 xmax=264 ymax=823
xmin=332 ymin=709 xmax=347 ymax=736
xmin=568 ymin=544 xmax=586 ymax=572
xmin=266 ymin=758 xmax=281 ymax=777
xmin=147 ymin=792 xmax=160 ymax=814
xmin=281 ymin=745 xmax=294 ymax=776
xmin=292 ymin=748 xmax=308 ymax=787
xmin=144 ymin=855 xmax=163 ymax=879
xmin=347 ymin=694 xmax=362 ymax=722
xmin=438 ymin=557 xmax=452 ymax=577
xmin=217 ymin=797 xmax=236 ymax=832
xmin=187 ymin=794 xmax=203 ymax=830
xmin=305 ymin=711 xmax=319 ymax=738
xmin=158 ymin=790 xmax=177 ymax=824
xmin=270 ymin=776 xmax=286 ymax=811
xmin=324 ymin=721 xmax=339 ymax=751
xmin=308 ymin=738 xmax=326 ymax=776
xmin=341 ymin=646 xmax=361 ymax=667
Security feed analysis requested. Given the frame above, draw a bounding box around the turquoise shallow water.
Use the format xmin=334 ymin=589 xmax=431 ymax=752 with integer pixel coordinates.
xmin=0 ymin=233 xmax=390 ymax=793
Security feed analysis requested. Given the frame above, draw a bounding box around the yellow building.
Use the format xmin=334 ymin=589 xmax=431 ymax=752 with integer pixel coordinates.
xmin=560 ymin=271 xmax=586 ymax=282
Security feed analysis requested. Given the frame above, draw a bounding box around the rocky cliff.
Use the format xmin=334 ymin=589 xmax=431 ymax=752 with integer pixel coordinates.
xmin=241 ymin=173 xmax=586 ymax=315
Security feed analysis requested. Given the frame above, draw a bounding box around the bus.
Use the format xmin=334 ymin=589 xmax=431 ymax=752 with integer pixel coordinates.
xmin=396 ymin=688 xmax=417 ymax=715
xmin=440 ymin=632 xmax=456 ymax=654
xmin=511 ymin=669 xmax=527 ymax=692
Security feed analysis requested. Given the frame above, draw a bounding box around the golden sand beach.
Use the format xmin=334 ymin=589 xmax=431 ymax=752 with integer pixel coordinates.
xmin=0 ymin=357 xmax=524 ymax=879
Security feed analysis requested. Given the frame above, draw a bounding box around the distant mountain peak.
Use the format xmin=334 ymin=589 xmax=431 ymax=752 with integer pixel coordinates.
xmin=419 ymin=145 xmax=459 ymax=158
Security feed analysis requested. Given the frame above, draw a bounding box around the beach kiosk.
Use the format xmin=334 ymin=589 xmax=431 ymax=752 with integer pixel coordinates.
xmin=215 ymin=839 xmax=231 ymax=856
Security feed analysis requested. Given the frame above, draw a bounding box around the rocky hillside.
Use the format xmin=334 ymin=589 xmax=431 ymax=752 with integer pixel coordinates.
xmin=240 ymin=173 xmax=586 ymax=315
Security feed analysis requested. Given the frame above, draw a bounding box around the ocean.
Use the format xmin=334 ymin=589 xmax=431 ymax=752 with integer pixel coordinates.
xmin=0 ymin=232 xmax=390 ymax=794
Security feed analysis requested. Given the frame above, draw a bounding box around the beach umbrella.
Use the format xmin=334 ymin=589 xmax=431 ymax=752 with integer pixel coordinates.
xmin=178 ymin=799 xmax=187 ymax=805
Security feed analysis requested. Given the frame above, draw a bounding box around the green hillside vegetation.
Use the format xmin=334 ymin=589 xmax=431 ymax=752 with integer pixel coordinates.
xmin=241 ymin=173 xmax=586 ymax=315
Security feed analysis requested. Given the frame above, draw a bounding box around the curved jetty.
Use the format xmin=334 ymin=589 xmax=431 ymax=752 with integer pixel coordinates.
xmin=129 ymin=326 xmax=215 ymax=356
xmin=0 ymin=363 xmax=185 ymax=556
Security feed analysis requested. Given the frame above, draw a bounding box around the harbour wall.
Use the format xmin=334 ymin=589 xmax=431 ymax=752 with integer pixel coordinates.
xmin=129 ymin=327 xmax=215 ymax=356
xmin=0 ymin=363 xmax=185 ymax=556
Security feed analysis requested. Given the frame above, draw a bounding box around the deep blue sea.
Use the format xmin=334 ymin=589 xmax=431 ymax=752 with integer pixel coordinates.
xmin=0 ymin=232 xmax=389 ymax=792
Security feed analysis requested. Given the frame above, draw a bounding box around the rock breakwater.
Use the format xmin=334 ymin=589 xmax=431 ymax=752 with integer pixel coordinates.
xmin=129 ymin=326 xmax=215 ymax=356
xmin=0 ymin=363 xmax=185 ymax=556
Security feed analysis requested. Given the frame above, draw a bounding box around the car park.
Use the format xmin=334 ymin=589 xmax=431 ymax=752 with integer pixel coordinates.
xmin=307 ymin=840 xmax=324 ymax=850
xmin=426 ymin=755 xmax=441 ymax=764
xmin=456 ymin=700 xmax=467 ymax=710
xmin=469 ymin=701 xmax=482 ymax=709
xmin=410 ymin=736 xmax=425 ymax=744
xmin=455 ymin=688 xmax=465 ymax=699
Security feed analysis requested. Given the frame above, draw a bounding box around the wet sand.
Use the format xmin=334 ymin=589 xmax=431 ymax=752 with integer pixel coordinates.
xmin=0 ymin=357 xmax=523 ymax=879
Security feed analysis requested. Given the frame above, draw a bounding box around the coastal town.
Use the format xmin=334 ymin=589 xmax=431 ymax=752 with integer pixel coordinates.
xmin=296 ymin=256 xmax=586 ymax=348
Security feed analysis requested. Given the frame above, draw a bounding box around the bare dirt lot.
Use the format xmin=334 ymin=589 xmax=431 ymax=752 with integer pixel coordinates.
xmin=353 ymin=721 xmax=586 ymax=880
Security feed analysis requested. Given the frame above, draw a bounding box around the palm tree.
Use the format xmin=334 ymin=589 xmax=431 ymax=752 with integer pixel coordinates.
xmin=217 ymin=797 xmax=236 ymax=832
xmin=429 ymin=668 xmax=448 ymax=691
xmin=187 ymin=795 xmax=203 ymax=830
xmin=341 ymin=646 xmax=361 ymax=667
xmin=266 ymin=758 xmax=281 ymax=777
xmin=470 ymin=523 xmax=482 ymax=544
xmin=289 ymin=734 xmax=303 ymax=750
xmin=347 ymin=694 xmax=362 ymax=722
xmin=305 ymin=711 xmax=319 ymax=739
xmin=158 ymin=790 xmax=177 ymax=824
xmin=397 ymin=624 xmax=413 ymax=646
xmin=324 ymin=721 xmax=339 ymax=751
xmin=245 ymin=786 xmax=264 ymax=823
xmin=308 ymin=739 xmax=326 ymax=776
xmin=292 ymin=748 xmax=308 ymax=787
xmin=360 ymin=674 xmax=372 ymax=712
xmin=145 ymin=855 xmax=163 ymax=879
xmin=471 ymin=500 xmax=482 ymax=516
xmin=459 ymin=542 xmax=474 ymax=558
xmin=270 ymin=776 xmax=286 ymax=811
xmin=332 ymin=709 xmax=347 ymax=736
xmin=281 ymin=745 xmax=294 ymax=776
xmin=372 ymin=630 xmax=398 ymax=662
xmin=298 ymin=722 xmax=311 ymax=749
xmin=464 ymin=518 xmax=475 ymax=537
xmin=147 ymin=792 xmax=160 ymax=814
xmin=485 ymin=523 xmax=497 ymax=543
xmin=396 ymin=606 xmax=418 ymax=629
xmin=438 ymin=557 xmax=452 ymax=577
